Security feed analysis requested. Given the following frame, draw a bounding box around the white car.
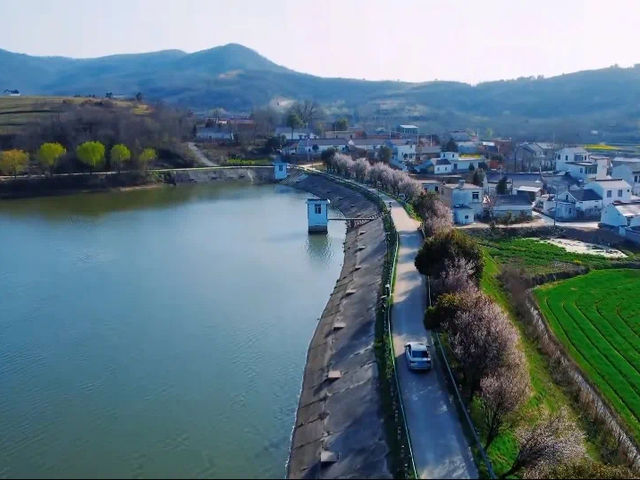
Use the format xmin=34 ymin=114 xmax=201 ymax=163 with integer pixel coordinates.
xmin=404 ymin=342 xmax=432 ymax=371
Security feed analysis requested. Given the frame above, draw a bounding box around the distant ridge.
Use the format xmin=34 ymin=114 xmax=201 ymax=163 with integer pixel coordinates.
xmin=2 ymin=43 xmax=640 ymax=141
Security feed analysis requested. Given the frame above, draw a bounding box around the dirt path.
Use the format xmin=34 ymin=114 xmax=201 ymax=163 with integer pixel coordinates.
xmin=186 ymin=142 xmax=217 ymax=167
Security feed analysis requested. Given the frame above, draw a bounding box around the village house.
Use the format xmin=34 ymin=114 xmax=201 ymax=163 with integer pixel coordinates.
xmin=601 ymin=202 xmax=640 ymax=229
xmin=275 ymin=127 xmax=318 ymax=141
xmin=386 ymin=139 xmax=416 ymax=170
xmin=420 ymin=179 xmax=442 ymax=193
xmin=195 ymin=128 xmax=234 ymax=142
xmin=513 ymin=142 xmax=556 ymax=171
xmin=555 ymin=147 xmax=591 ymax=171
xmin=584 ymin=178 xmax=632 ymax=206
xmin=288 ymin=138 xmax=349 ymax=156
xmin=487 ymin=194 xmax=533 ymax=220
xmin=611 ymin=158 xmax=640 ymax=195
xmin=396 ymin=124 xmax=419 ymax=137
xmin=543 ymin=188 xmax=603 ymax=220
xmin=439 ymin=180 xmax=483 ymax=224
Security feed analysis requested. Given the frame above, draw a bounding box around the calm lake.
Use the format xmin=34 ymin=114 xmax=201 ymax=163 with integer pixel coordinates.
xmin=0 ymin=183 xmax=346 ymax=479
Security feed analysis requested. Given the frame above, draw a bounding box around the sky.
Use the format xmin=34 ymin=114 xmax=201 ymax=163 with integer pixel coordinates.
xmin=1 ymin=0 xmax=639 ymax=84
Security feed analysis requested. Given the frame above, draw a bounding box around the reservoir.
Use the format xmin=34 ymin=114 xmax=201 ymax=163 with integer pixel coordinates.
xmin=0 ymin=183 xmax=346 ymax=478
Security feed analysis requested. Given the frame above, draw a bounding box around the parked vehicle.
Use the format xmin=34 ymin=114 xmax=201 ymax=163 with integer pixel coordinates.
xmin=404 ymin=342 xmax=432 ymax=371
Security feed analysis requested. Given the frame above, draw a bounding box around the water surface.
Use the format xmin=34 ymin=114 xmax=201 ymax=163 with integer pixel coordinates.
xmin=0 ymin=183 xmax=345 ymax=478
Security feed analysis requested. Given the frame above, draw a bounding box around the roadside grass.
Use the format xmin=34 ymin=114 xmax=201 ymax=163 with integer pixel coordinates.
xmin=534 ymin=269 xmax=640 ymax=444
xmin=478 ymin=236 xmax=639 ymax=276
xmin=478 ymin=251 xmax=602 ymax=475
xmin=223 ymin=158 xmax=272 ymax=166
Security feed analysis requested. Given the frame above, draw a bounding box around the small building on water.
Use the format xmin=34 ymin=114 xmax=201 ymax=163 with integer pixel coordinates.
xmin=274 ymin=160 xmax=288 ymax=180
xmin=307 ymin=199 xmax=330 ymax=233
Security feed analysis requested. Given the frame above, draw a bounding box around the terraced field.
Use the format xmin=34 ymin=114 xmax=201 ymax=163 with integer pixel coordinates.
xmin=535 ymin=269 xmax=640 ymax=441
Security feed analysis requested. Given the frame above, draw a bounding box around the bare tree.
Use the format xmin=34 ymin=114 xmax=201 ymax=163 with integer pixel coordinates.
xmin=354 ymin=157 xmax=370 ymax=183
xmin=448 ymin=295 xmax=520 ymax=401
xmin=439 ymin=257 xmax=477 ymax=294
xmin=501 ymin=409 xmax=585 ymax=479
xmin=479 ymin=352 xmax=530 ymax=450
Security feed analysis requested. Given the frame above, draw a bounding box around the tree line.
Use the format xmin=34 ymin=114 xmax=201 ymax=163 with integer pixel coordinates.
xmin=322 ymin=150 xmax=424 ymax=202
xmin=0 ymin=142 xmax=157 ymax=177
xmin=412 ymin=194 xmax=631 ymax=477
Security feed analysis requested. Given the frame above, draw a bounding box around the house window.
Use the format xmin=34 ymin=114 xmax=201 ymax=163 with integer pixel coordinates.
xmin=607 ymin=190 xmax=612 ymax=198
xmin=472 ymin=192 xmax=479 ymax=201
xmin=315 ymin=204 xmax=322 ymax=214
xmin=618 ymin=189 xmax=623 ymax=197
xmin=565 ymin=155 xmax=569 ymax=161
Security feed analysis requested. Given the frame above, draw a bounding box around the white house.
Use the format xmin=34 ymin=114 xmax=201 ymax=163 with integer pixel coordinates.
xmin=306 ymin=198 xmax=330 ymax=233
xmin=196 ymin=128 xmax=234 ymax=142
xmin=275 ymin=127 xmax=318 ymax=141
xmin=386 ymin=139 xmax=416 ymax=170
xmin=488 ymin=195 xmax=533 ymax=220
xmin=415 ymin=157 xmax=453 ymax=174
xmin=291 ymin=138 xmax=349 ymax=156
xmin=611 ymin=158 xmax=640 ymax=195
xmin=563 ymin=161 xmax=598 ymax=181
xmin=555 ymin=147 xmax=591 ymax=171
xmin=551 ymin=188 xmax=603 ymax=219
xmin=585 ymin=179 xmax=631 ymax=206
xmin=439 ymin=180 xmax=483 ymax=224
xmin=601 ymin=203 xmax=640 ymax=228
xmin=421 ymin=180 xmax=442 ymax=193
xmin=436 ymin=151 xmax=483 ymax=173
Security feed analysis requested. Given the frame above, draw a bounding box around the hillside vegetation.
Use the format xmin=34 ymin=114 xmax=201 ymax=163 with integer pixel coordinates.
xmin=2 ymin=44 xmax=640 ymax=141
xmin=0 ymin=96 xmax=196 ymax=172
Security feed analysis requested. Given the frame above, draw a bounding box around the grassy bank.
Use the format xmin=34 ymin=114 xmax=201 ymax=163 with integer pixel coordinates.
xmin=477 ymin=252 xmax=603 ymax=474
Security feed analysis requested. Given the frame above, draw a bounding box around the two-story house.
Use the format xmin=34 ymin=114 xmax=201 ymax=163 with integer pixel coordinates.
xmin=439 ymin=180 xmax=483 ymax=224
xmin=611 ymin=158 xmax=640 ymax=195
xmin=585 ymin=179 xmax=632 ymax=206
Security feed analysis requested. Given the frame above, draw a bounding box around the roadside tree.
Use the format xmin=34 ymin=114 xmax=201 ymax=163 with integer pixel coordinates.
xmin=36 ymin=142 xmax=66 ymax=175
xmin=501 ymin=409 xmax=585 ymax=478
xmin=110 ymin=144 xmax=132 ymax=172
xmin=378 ymin=145 xmax=392 ymax=163
xmin=138 ymin=148 xmax=157 ymax=170
xmin=415 ymin=229 xmax=484 ymax=282
xmin=479 ymin=354 xmax=530 ymax=450
xmin=76 ymin=141 xmax=105 ymax=173
xmin=0 ymin=149 xmax=29 ymax=177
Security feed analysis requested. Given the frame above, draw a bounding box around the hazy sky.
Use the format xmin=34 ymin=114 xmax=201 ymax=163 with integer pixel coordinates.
xmin=1 ymin=0 xmax=639 ymax=84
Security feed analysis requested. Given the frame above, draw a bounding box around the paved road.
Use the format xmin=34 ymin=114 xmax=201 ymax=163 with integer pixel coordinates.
xmin=382 ymin=194 xmax=478 ymax=479
xmin=186 ymin=142 xmax=218 ymax=167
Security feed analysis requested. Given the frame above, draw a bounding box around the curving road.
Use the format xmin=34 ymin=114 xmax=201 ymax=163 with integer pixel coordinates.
xmin=382 ymin=194 xmax=478 ymax=479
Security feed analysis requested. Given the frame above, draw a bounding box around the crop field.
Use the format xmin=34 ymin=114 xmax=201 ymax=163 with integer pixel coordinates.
xmin=535 ymin=269 xmax=640 ymax=441
xmin=478 ymin=236 xmax=638 ymax=276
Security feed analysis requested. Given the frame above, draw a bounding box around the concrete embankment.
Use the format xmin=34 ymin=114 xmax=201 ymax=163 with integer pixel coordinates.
xmin=284 ymin=170 xmax=391 ymax=479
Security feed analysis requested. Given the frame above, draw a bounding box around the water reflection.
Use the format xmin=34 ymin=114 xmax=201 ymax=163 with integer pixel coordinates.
xmin=0 ymin=183 xmax=250 ymax=221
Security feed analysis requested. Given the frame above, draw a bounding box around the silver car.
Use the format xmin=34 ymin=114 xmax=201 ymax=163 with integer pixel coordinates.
xmin=404 ymin=342 xmax=432 ymax=371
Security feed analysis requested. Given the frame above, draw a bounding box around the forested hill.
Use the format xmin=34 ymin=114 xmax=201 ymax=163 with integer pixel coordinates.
xmin=2 ymin=43 xmax=640 ymax=141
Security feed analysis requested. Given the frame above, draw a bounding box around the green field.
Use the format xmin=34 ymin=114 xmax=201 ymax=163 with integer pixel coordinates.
xmin=478 ymin=236 xmax=638 ymax=276
xmin=535 ymin=269 xmax=640 ymax=441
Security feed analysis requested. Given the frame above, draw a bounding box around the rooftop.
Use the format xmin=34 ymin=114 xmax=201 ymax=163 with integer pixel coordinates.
xmin=568 ymin=189 xmax=602 ymax=201
xmin=614 ymin=202 xmax=640 ymax=217
xmin=493 ymin=195 xmax=533 ymax=207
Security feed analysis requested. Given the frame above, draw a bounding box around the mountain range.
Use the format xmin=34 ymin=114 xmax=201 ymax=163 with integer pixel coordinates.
xmin=2 ymin=43 xmax=640 ymax=141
